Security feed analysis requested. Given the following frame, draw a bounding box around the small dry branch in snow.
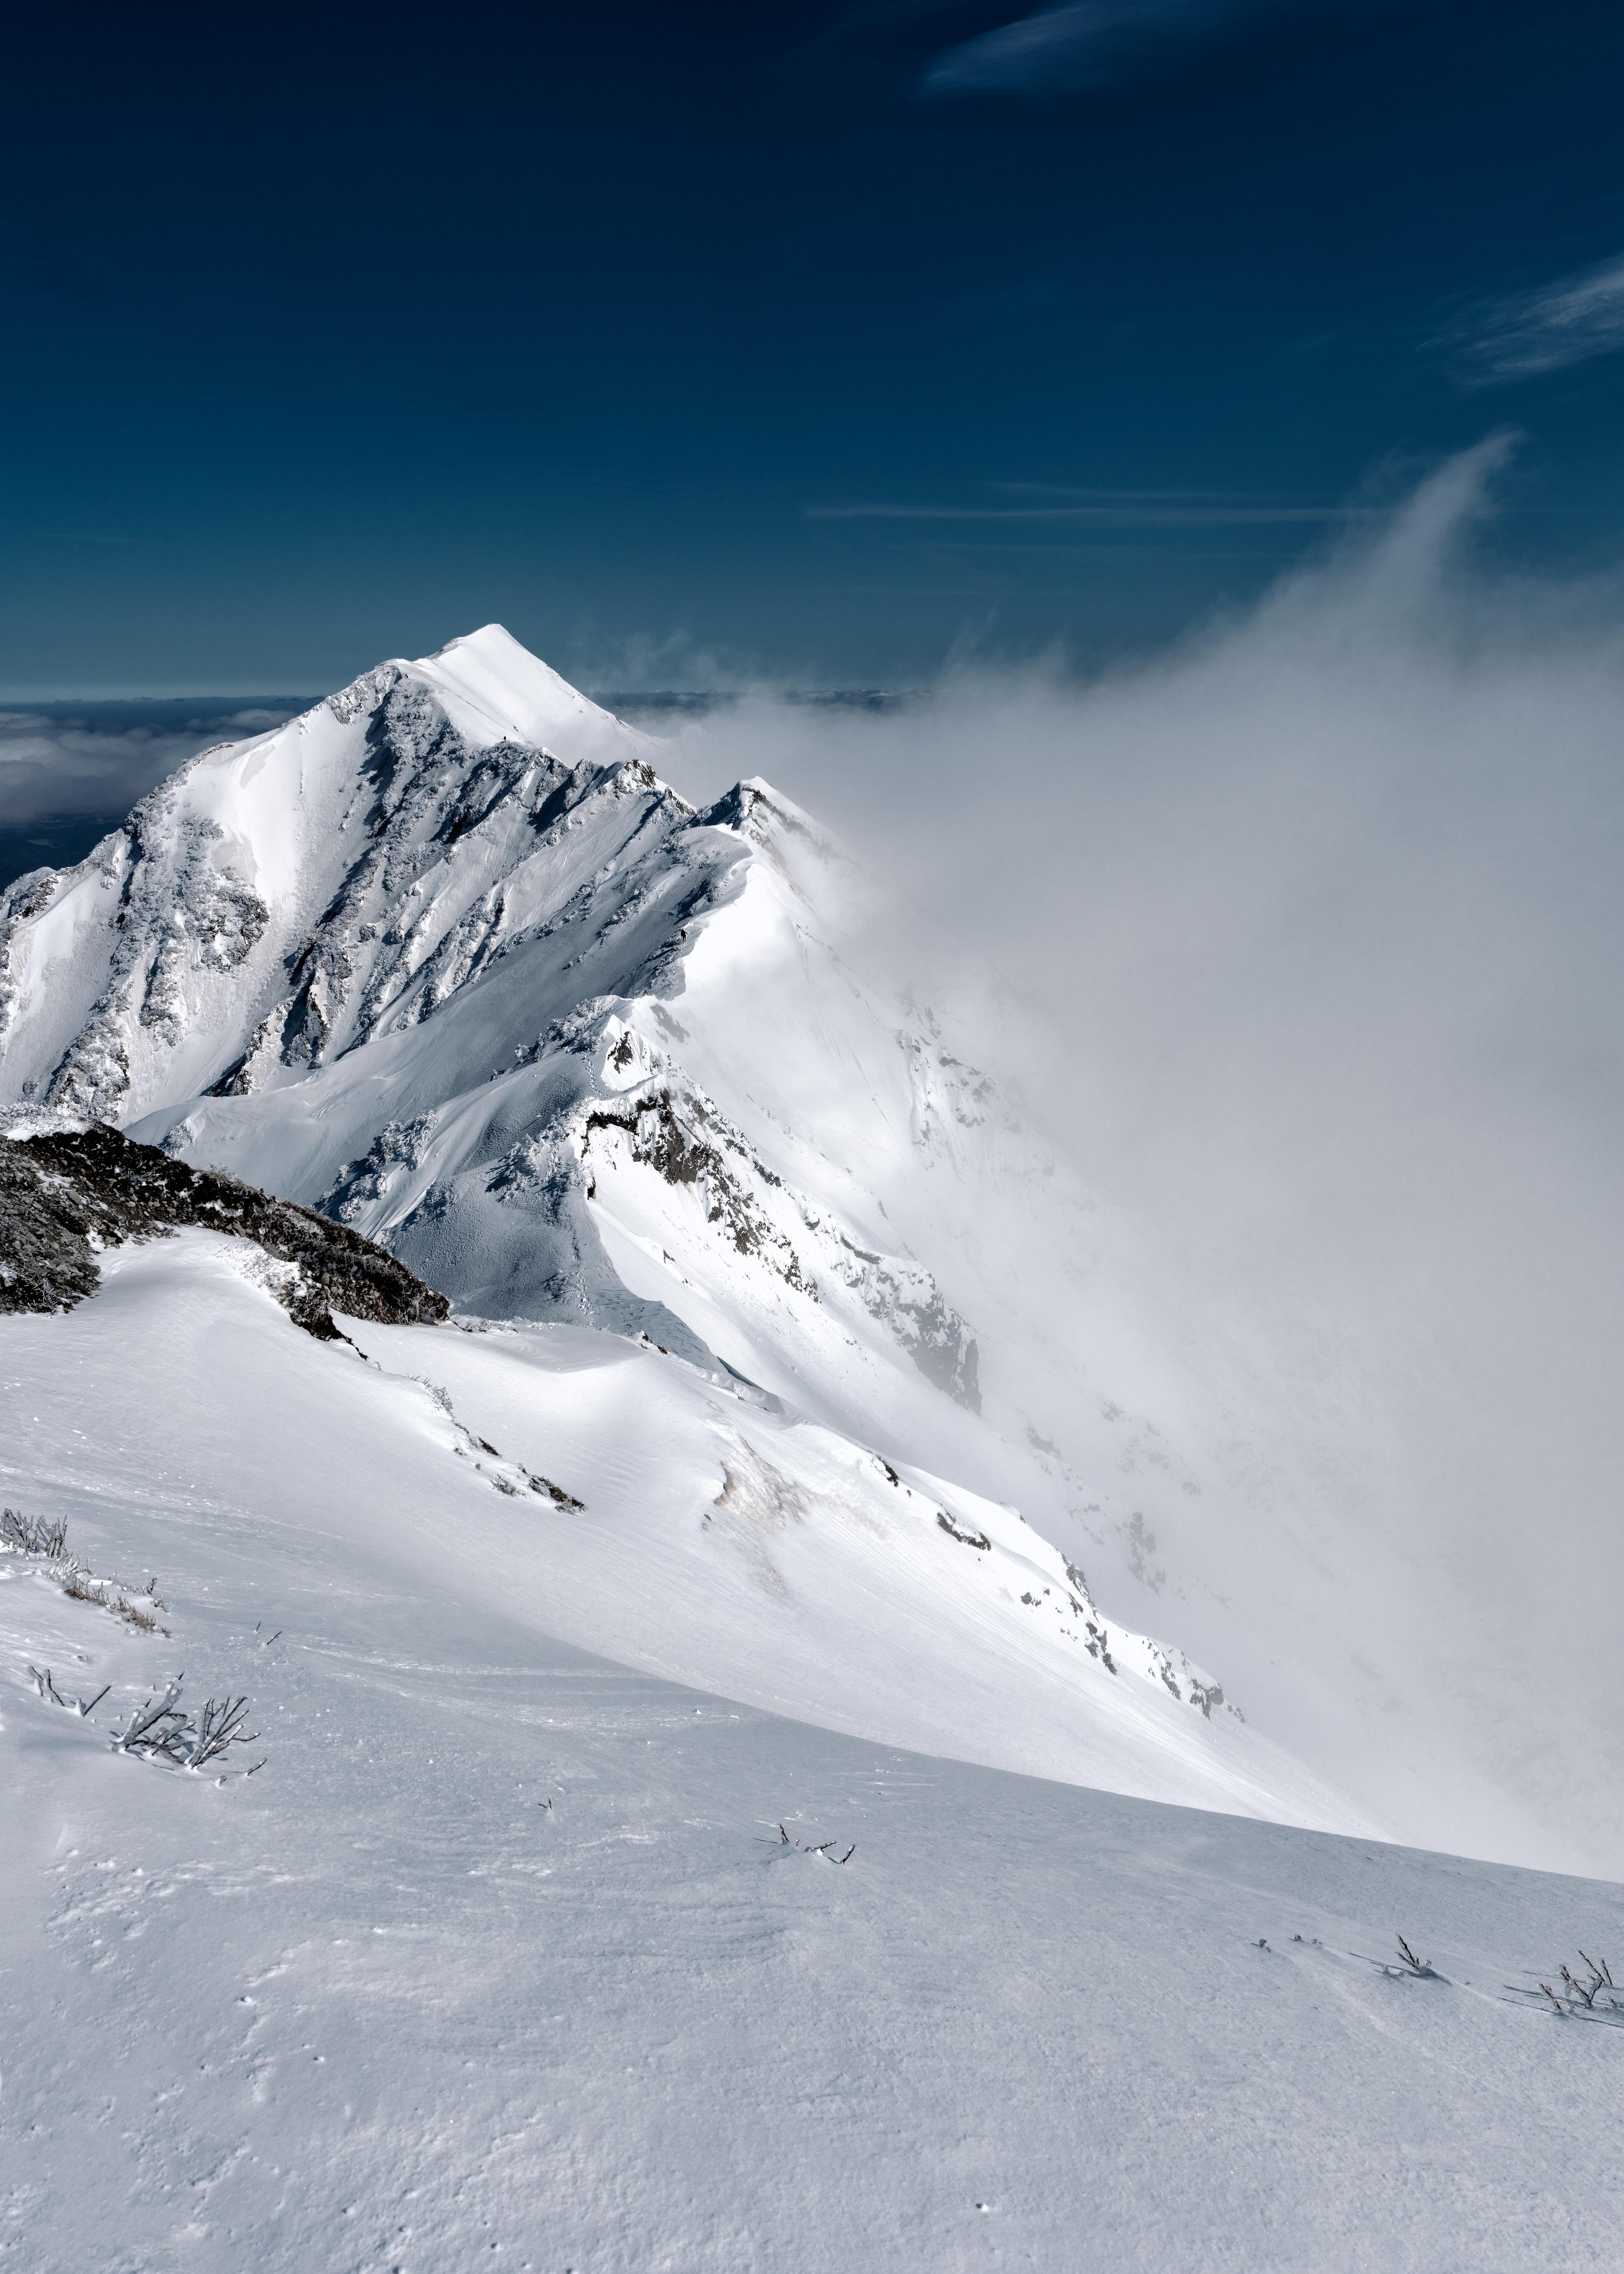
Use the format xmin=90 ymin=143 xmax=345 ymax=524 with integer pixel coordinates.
xmin=777 ymin=1822 xmax=855 ymax=1865
xmin=28 ymin=1663 xmax=110 ymax=1715
xmin=118 ymin=1679 xmax=192 ymax=1762
xmin=1539 ymin=1953 xmax=1621 ymax=2017
xmin=192 ymin=1693 xmax=255 ymax=1767
xmin=1363 ymin=1935 xmax=1446 ymax=1982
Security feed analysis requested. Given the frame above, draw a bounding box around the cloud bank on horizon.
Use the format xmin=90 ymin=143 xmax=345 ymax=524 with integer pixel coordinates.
xmin=0 ymin=705 xmax=302 ymax=831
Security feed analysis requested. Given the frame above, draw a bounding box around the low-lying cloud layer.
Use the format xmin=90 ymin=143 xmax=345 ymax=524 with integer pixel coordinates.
xmin=663 ymin=434 xmax=1624 ymax=1862
xmin=0 ymin=702 xmax=310 ymax=891
xmin=0 ymin=704 xmax=304 ymax=831
xmin=5 ymin=450 xmax=1620 ymax=1862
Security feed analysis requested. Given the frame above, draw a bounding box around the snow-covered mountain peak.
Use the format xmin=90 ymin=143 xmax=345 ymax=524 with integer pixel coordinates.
xmin=337 ymin=622 xmax=649 ymax=760
xmin=0 ymin=636 xmax=970 ymax=1422
xmin=2 ymin=627 xmax=1503 ymax=1852
xmin=1 ymin=627 xmax=1349 ymax=1832
xmin=0 ymin=629 xmax=712 ymax=1122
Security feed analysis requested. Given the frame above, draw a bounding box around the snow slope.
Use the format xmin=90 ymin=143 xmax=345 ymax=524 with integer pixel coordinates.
xmin=7 ymin=1235 xmax=1346 ymax=1828
xmin=0 ymin=626 xmax=1612 ymax=1872
xmin=3 ymin=1236 xmax=1621 ymax=2273
xmin=0 ymin=626 xmax=1316 ymax=1824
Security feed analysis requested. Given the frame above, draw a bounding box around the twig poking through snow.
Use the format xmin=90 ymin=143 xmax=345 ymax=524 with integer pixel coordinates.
xmin=30 ymin=1665 xmax=113 ymax=1716
xmin=774 ymin=1822 xmax=856 ymax=1864
xmin=1395 ymin=1936 xmax=1439 ymax=1978
xmin=117 ymin=1678 xmax=192 ymax=1762
xmin=191 ymin=1694 xmax=257 ymax=1767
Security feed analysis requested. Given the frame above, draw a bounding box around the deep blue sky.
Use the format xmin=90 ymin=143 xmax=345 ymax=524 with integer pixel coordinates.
xmin=4 ymin=0 xmax=1623 ymax=691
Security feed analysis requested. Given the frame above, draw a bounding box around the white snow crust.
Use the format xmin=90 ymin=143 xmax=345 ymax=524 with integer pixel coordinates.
xmin=4 ymin=1234 xmax=1622 ymax=2271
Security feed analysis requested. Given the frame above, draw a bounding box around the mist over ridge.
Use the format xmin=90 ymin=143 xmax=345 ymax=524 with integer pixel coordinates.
xmin=4 ymin=444 xmax=1620 ymax=1869
xmin=653 ymin=439 xmax=1624 ymax=1865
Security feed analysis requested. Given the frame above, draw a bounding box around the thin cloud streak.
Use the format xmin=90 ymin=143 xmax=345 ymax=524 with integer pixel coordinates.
xmin=1449 ymin=253 xmax=1624 ymax=382
xmin=807 ymin=499 xmax=1390 ymax=525
xmin=989 ymin=481 xmax=1332 ymax=499
xmin=918 ymin=0 xmax=1367 ymax=95
xmin=924 ymin=0 xmax=1229 ymax=94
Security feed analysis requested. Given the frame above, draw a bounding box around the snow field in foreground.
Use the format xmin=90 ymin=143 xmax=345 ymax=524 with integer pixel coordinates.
xmin=2 ymin=1235 xmax=1622 ymax=2270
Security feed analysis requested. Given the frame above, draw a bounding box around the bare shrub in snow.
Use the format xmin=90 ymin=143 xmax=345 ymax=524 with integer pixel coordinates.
xmin=117 ymin=1679 xmax=192 ymax=1762
xmin=190 ymin=1693 xmax=256 ymax=1767
xmin=2 ymin=1509 xmax=172 ymax=1630
xmin=1551 ymin=1954 xmax=1620 ymax=2015
xmin=1525 ymin=1953 xmax=1620 ymax=2021
xmin=62 ymin=1570 xmax=168 ymax=1634
xmin=115 ymin=1675 xmax=260 ymax=1770
xmin=2 ymin=1505 xmax=68 ymax=1559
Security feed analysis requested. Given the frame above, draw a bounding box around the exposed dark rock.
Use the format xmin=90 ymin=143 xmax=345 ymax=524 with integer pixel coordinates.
xmin=0 ymin=1122 xmax=449 ymax=1337
xmin=583 ymin=1087 xmax=817 ymax=1296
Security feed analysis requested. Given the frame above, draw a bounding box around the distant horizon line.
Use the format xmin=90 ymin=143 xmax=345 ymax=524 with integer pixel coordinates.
xmin=0 ymin=685 xmax=921 ymax=710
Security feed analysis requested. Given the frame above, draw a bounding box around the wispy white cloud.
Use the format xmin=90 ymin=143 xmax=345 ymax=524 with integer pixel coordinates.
xmin=1448 ymin=254 xmax=1624 ymax=383
xmin=922 ymin=0 xmax=1257 ymax=95
xmin=808 ymin=495 xmax=1388 ymax=526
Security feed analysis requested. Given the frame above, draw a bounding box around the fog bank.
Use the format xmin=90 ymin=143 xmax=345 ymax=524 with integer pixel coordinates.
xmin=663 ymin=437 xmax=1624 ymax=1868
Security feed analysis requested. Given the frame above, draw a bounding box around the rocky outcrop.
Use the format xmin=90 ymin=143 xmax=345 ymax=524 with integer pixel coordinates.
xmin=0 ymin=1121 xmax=448 ymax=1338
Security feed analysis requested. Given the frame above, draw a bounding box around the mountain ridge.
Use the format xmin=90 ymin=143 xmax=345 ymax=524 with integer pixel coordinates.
xmin=0 ymin=625 xmax=1325 ymax=1829
xmin=6 ymin=625 xmax=1597 ymax=1869
xmin=0 ymin=1116 xmax=447 ymax=1337
xmin=0 ymin=627 xmax=991 ymax=1419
